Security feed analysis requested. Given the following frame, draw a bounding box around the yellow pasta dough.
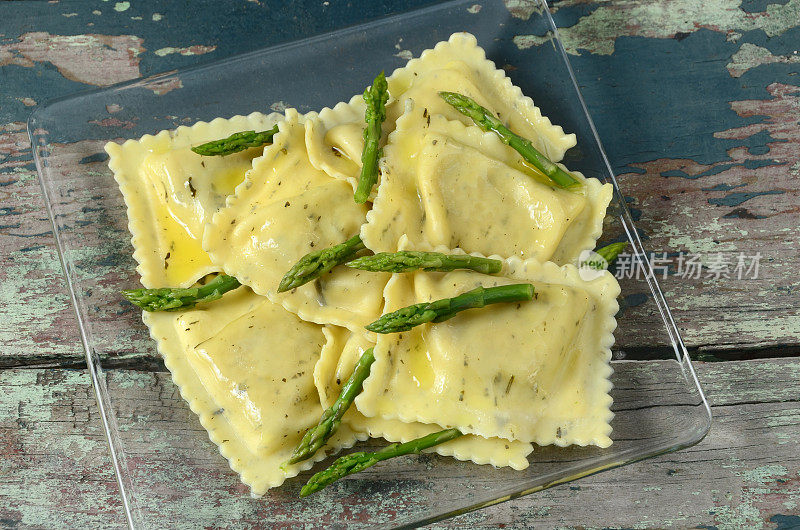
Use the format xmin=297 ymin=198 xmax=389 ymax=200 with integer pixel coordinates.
xmin=362 ymin=103 xmax=612 ymax=264
xmin=109 ymin=30 xmax=626 ymax=495
xmin=355 ymin=260 xmax=619 ymax=448
xmin=316 ymin=326 xmax=533 ymax=469
xmin=144 ymin=287 xmax=363 ymax=495
xmin=107 ymin=113 xmax=364 ymax=493
xmin=106 ymin=112 xmax=283 ymax=288
xmin=386 ymin=32 xmax=576 ymax=162
xmin=305 ymin=95 xmax=366 ymax=191
xmin=203 ymin=109 xmax=389 ymax=331
xmin=306 ymin=31 xmax=580 ymax=206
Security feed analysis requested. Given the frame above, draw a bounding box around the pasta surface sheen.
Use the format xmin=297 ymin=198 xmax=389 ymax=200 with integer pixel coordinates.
xmin=316 ymin=326 xmax=533 ymax=469
xmin=204 ymin=110 xmax=389 ymax=331
xmin=356 ymin=259 xmax=619 ymax=448
xmin=362 ymin=104 xmax=612 ymax=265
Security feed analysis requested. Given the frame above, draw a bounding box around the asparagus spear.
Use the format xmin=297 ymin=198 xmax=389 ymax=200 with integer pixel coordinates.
xmin=190 ymin=125 xmax=279 ymax=156
xmin=594 ymin=241 xmax=629 ymax=268
xmin=284 ymin=348 xmax=375 ymax=467
xmin=278 ymin=235 xmax=366 ymax=292
xmin=121 ymin=274 xmax=241 ymax=312
xmin=366 ymin=284 xmax=534 ymax=334
xmin=300 ymin=428 xmax=463 ymax=496
xmin=354 ymin=72 xmax=389 ymax=203
xmin=347 ymin=251 xmax=502 ymax=274
xmin=438 ymin=91 xmax=581 ymax=189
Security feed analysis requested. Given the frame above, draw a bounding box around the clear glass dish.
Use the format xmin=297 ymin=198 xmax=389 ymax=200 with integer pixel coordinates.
xmin=29 ymin=0 xmax=711 ymax=527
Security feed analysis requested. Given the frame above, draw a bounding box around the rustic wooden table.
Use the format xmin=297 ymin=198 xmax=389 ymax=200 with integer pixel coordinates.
xmin=1 ymin=1 xmax=798 ymax=528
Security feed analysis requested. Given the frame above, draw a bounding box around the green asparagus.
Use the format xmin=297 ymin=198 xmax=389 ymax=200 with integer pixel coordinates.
xmin=438 ymin=91 xmax=581 ymax=189
xmin=284 ymin=348 xmax=375 ymax=467
xmin=366 ymin=283 xmax=534 ymax=334
xmin=594 ymin=241 xmax=629 ymax=267
xmin=354 ymin=72 xmax=389 ymax=203
xmin=190 ymin=125 xmax=279 ymax=156
xmin=300 ymin=428 xmax=463 ymax=496
xmin=347 ymin=251 xmax=502 ymax=274
xmin=121 ymin=274 xmax=241 ymax=312
xmin=278 ymin=235 xmax=366 ymax=292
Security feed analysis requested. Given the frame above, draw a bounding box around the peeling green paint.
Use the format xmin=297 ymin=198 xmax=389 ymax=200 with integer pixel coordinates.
xmin=154 ymin=45 xmax=216 ymax=57
xmin=114 ymin=1 xmax=130 ymax=12
xmin=712 ymin=464 xmax=792 ymax=529
xmin=513 ymin=33 xmax=553 ymax=50
xmin=740 ymin=464 xmax=788 ymax=484
xmin=656 ymin=216 xmax=740 ymax=253
xmin=0 ymin=32 xmax=144 ymax=86
xmin=727 ymin=43 xmax=800 ymax=78
xmin=515 ymin=0 xmax=800 ymax=55
xmin=0 ymin=243 xmax=78 ymax=358
xmin=269 ymin=100 xmax=289 ymax=112
xmin=503 ymin=0 xmax=540 ymax=20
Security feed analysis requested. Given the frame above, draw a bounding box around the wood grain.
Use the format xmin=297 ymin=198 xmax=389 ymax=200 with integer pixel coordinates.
xmin=0 ymin=0 xmax=799 ymax=364
xmin=0 ymin=359 xmax=796 ymax=529
xmin=610 ymin=81 xmax=800 ymax=355
xmin=0 ymin=369 xmax=123 ymax=528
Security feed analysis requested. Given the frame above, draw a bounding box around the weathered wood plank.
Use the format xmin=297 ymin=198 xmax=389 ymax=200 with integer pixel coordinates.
xmin=0 ymin=1 xmax=799 ymax=364
xmin=525 ymin=0 xmax=800 ymax=354
xmin=0 ymin=122 xmax=85 ymax=366
xmin=451 ymin=400 xmax=800 ymax=529
xmin=0 ymin=359 xmax=796 ymax=528
xmin=7 ymin=85 xmax=800 ymax=364
xmin=609 ymin=81 xmax=800 ymax=353
xmin=0 ymin=1 xmax=798 ymax=528
xmin=0 ymin=368 xmax=124 ymax=528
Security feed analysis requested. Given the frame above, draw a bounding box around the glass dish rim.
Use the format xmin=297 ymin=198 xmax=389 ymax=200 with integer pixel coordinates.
xmin=27 ymin=1 xmax=712 ymax=527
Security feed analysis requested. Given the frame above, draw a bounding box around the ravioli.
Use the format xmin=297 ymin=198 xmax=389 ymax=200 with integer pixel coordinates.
xmin=107 ymin=113 xmax=364 ymax=494
xmin=145 ymin=287 xmax=363 ymax=495
xmin=355 ymin=259 xmax=619 ymax=448
xmin=316 ymin=327 xmax=533 ymax=469
xmin=361 ymin=104 xmax=612 ymax=264
xmin=386 ymin=32 xmax=576 ymax=162
xmin=306 ymin=32 xmax=579 ymax=204
xmin=106 ymin=112 xmax=282 ymax=288
xmin=109 ymin=31 xmax=626 ymax=494
xmin=204 ymin=109 xmax=389 ymax=331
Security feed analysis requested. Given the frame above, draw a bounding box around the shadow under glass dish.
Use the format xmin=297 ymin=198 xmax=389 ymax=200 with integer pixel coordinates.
xmin=29 ymin=0 xmax=711 ymax=527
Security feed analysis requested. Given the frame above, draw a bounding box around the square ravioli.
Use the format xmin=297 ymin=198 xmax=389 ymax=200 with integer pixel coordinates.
xmin=386 ymin=32 xmax=576 ymax=163
xmin=107 ymin=113 xmax=363 ymax=494
xmin=145 ymin=287 xmax=363 ymax=495
xmin=361 ymin=103 xmax=613 ymax=265
xmin=304 ymin=31 xmax=584 ymax=214
xmin=105 ymin=112 xmax=283 ymax=288
xmin=203 ymin=109 xmax=390 ymax=331
xmin=316 ymin=326 xmax=533 ymax=470
xmin=355 ymin=259 xmax=620 ymax=448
